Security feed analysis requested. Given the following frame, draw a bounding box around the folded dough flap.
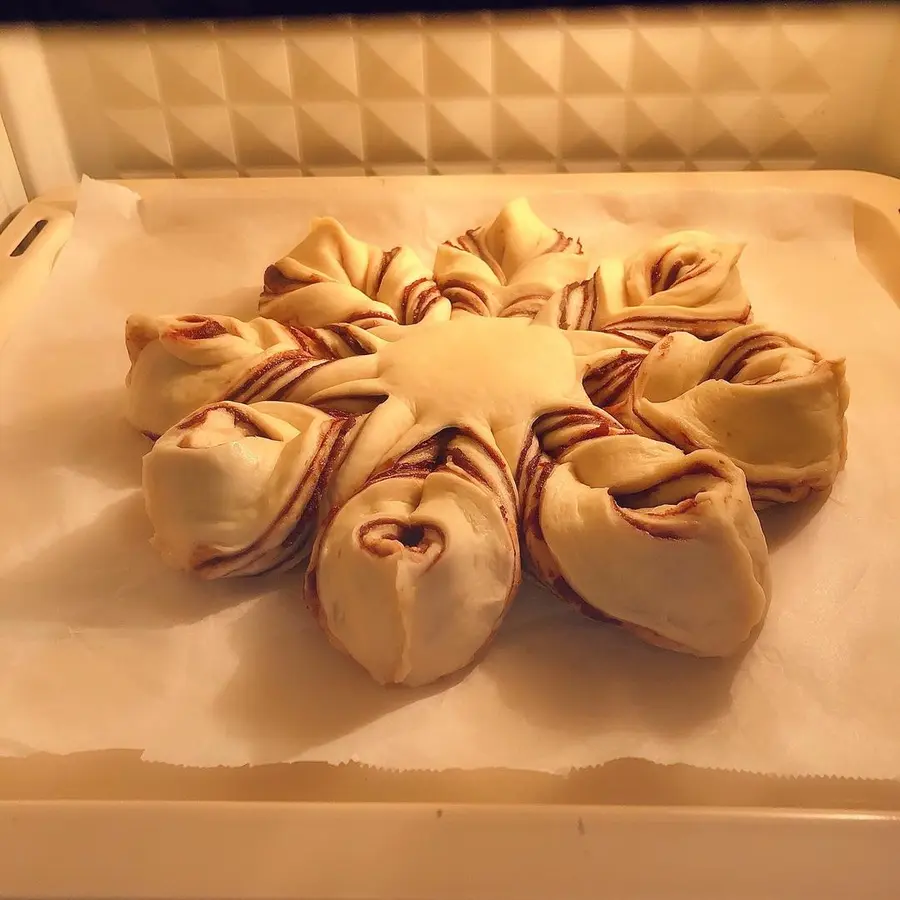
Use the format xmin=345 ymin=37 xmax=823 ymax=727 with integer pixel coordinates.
xmin=623 ymin=230 xmax=746 ymax=309
xmin=163 ymin=315 xmax=299 ymax=362
xmin=480 ymin=198 xmax=583 ymax=279
xmin=436 ymin=199 xmax=585 ymax=317
xmin=143 ymin=401 xmax=355 ymax=579
xmin=499 ymin=252 xmax=592 ymax=309
xmin=307 ymin=428 xmax=520 ymax=686
xmin=262 ymin=219 xmax=439 ymax=328
xmin=434 ymin=241 xmax=498 ymax=286
xmin=126 ymin=315 xmax=272 ymax=438
xmin=522 ymin=409 xmax=769 ymax=656
xmin=620 ymin=327 xmax=849 ymax=498
xmin=265 ymin=217 xmax=375 ymax=290
xmin=260 ymin=277 xmax=399 ymax=331
xmin=126 ymin=313 xmax=269 ymax=372
xmin=124 ymin=314 xmax=370 ymax=437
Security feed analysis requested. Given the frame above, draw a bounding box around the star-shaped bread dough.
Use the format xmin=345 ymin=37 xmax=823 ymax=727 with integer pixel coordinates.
xmin=124 ymin=199 xmax=848 ymax=686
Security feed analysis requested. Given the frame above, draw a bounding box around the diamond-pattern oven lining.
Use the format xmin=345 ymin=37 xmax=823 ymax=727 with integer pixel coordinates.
xmin=39 ymin=6 xmax=892 ymax=178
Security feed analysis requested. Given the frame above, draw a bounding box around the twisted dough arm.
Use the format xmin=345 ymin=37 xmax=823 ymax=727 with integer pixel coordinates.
xmin=142 ymin=401 xmax=362 ymax=578
xmin=602 ymin=324 xmax=850 ymax=506
xmin=434 ymin=198 xmax=590 ymax=319
xmin=261 ymin=217 xmax=449 ymax=328
xmin=305 ymin=427 xmax=520 ymax=686
xmin=557 ymin=329 xmax=650 ymax=411
xmin=517 ymin=405 xmax=770 ymax=656
xmin=124 ymin=313 xmax=384 ymax=438
xmin=535 ymin=231 xmax=751 ymax=345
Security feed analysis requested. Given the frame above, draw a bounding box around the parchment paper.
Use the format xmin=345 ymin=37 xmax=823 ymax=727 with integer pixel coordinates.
xmin=1 ymin=176 xmax=899 ymax=776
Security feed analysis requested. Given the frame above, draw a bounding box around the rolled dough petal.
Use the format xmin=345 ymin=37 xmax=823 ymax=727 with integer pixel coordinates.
xmin=519 ymin=407 xmax=769 ymax=657
xmin=261 ymin=217 xmax=439 ymax=327
xmin=588 ymin=231 xmax=752 ymax=343
xmin=307 ymin=430 xmax=520 ymax=686
xmin=142 ymin=401 xmax=358 ymax=579
xmin=124 ymin=313 xmax=381 ymax=437
xmin=614 ymin=325 xmax=850 ymax=504
xmin=436 ymin=199 xmax=589 ymax=320
xmin=623 ymin=230 xmax=746 ymax=309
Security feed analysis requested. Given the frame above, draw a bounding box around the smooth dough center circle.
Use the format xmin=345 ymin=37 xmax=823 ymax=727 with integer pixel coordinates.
xmin=380 ymin=317 xmax=577 ymax=430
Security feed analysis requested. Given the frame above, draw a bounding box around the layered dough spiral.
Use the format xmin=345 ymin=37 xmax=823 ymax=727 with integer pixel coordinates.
xmin=125 ymin=313 xmax=382 ymax=437
xmin=261 ymin=217 xmax=448 ymax=328
xmin=538 ymin=231 xmax=750 ymax=345
xmin=126 ymin=198 xmax=849 ymax=686
xmin=434 ymin=198 xmax=590 ymax=319
xmin=307 ymin=429 xmax=520 ymax=686
xmin=518 ymin=407 xmax=769 ymax=656
xmin=594 ymin=325 xmax=850 ymax=504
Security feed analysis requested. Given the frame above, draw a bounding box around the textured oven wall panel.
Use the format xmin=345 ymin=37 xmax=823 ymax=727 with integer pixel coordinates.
xmin=871 ymin=13 xmax=900 ymax=178
xmin=0 ymin=113 xmax=26 ymax=223
xmin=29 ymin=5 xmax=900 ymax=182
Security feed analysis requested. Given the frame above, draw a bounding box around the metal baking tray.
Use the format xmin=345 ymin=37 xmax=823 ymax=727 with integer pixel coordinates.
xmin=1 ymin=170 xmax=899 ymax=899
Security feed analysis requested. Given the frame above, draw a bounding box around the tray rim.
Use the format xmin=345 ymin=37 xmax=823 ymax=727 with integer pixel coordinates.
xmin=1 ymin=800 xmax=900 ymax=900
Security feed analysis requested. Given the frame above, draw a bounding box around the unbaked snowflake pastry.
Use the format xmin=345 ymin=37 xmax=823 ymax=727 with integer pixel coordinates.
xmin=125 ymin=199 xmax=849 ymax=685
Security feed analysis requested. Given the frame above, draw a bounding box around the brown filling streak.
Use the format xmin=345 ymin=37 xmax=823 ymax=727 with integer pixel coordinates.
xmin=500 ymin=294 xmax=545 ymax=318
xmin=346 ymin=310 xmax=398 ymax=327
xmin=548 ymin=229 xmax=584 ymax=256
xmin=288 ymin=325 xmax=337 ymax=359
xmin=558 ymin=282 xmax=576 ymax=330
xmin=171 ymin=318 xmax=227 ymax=341
xmin=412 ymin=284 xmax=445 ymax=322
xmin=225 ymin=350 xmax=318 ymax=403
xmin=710 ymin=334 xmax=792 ymax=382
xmin=197 ymin=416 xmax=352 ymax=574
xmin=178 ymin=402 xmax=270 ymax=437
xmin=440 ymin=279 xmax=491 ymax=316
xmin=600 ymin=328 xmax=657 ymax=350
xmin=324 ymin=323 xmax=375 ymax=357
xmin=372 ymin=247 xmax=401 ymax=297
xmin=357 ymin=518 xmax=445 ymax=562
xmin=262 ymin=264 xmax=325 ymax=296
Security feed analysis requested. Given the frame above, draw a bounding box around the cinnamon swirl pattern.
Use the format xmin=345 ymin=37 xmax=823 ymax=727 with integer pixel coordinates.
xmin=433 ymin=198 xmax=590 ymax=319
xmin=605 ymin=324 xmax=850 ymax=505
xmin=306 ymin=429 xmax=520 ymax=686
xmin=517 ymin=406 xmax=769 ymax=656
xmin=125 ymin=313 xmax=382 ymax=438
xmin=125 ymin=198 xmax=848 ymax=685
xmin=261 ymin=217 xmax=447 ymax=329
xmin=537 ymin=231 xmax=750 ymax=345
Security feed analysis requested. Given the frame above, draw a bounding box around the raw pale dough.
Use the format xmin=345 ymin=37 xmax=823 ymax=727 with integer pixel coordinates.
xmin=261 ymin=217 xmax=449 ymax=328
xmin=127 ymin=199 xmax=847 ymax=685
xmin=536 ymin=230 xmax=750 ymax=343
xmin=124 ymin=313 xmax=381 ymax=437
xmin=603 ymin=325 xmax=850 ymax=505
xmin=434 ymin=198 xmax=591 ymax=318
xmin=143 ymin=401 xmax=358 ymax=577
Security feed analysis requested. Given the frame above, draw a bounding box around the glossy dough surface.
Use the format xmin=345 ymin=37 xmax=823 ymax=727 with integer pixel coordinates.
xmin=125 ymin=198 xmax=849 ymax=685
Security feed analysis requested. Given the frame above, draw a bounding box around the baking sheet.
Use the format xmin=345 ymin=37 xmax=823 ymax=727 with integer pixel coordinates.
xmin=0 ymin=176 xmax=899 ymax=777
